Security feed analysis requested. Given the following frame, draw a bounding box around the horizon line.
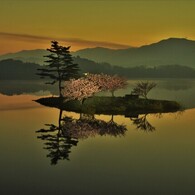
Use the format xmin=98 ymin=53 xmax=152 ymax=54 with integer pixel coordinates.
xmin=0 ymin=32 xmax=193 ymax=55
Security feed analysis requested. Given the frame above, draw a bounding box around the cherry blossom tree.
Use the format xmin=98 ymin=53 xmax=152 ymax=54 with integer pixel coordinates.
xmin=63 ymin=73 xmax=127 ymax=104
xmin=63 ymin=77 xmax=101 ymax=104
xmin=86 ymin=73 xmax=128 ymax=96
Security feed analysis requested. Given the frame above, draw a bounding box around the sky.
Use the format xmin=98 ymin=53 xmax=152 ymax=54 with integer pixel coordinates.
xmin=0 ymin=0 xmax=195 ymax=54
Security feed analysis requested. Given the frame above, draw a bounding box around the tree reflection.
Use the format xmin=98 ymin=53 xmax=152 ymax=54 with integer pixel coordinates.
xmin=36 ymin=110 xmax=78 ymax=165
xmin=36 ymin=110 xmax=127 ymax=165
xmin=62 ymin=114 xmax=127 ymax=139
xmin=130 ymin=114 xmax=155 ymax=132
xmin=37 ymin=131 xmax=78 ymax=165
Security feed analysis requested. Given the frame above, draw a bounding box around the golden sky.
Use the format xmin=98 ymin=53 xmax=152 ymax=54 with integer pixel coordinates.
xmin=0 ymin=0 xmax=195 ymax=54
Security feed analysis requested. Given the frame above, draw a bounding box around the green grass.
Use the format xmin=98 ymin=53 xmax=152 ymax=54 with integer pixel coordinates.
xmin=35 ymin=96 xmax=182 ymax=115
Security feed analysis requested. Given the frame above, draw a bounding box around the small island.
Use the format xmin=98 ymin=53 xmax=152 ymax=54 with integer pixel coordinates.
xmin=35 ymin=95 xmax=181 ymax=116
xmin=35 ymin=41 xmax=182 ymax=116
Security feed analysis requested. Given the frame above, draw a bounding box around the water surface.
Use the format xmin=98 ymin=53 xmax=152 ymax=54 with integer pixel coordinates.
xmin=0 ymin=79 xmax=195 ymax=194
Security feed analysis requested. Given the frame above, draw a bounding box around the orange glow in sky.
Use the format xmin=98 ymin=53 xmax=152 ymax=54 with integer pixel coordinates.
xmin=0 ymin=0 xmax=195 ymax=54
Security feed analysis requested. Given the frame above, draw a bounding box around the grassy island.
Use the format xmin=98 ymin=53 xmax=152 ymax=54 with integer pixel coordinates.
xmin=35 ymin=95 xmax=181 ymax=116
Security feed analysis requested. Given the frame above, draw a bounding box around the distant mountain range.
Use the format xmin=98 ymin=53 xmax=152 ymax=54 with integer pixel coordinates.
xmin=0 ymin=49 xmax=49 ymax=64
xmin=72 ymin=38 xmax=195 ymax=68
xmin=0 ymin=38 xmax=195 ymax=69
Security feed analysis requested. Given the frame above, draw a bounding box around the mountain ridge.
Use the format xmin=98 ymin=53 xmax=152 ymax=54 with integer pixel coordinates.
xmin=72 ymin=38 xmax=195 ymax=68
xmin=0 ymin=38 xmax=195 ymax=68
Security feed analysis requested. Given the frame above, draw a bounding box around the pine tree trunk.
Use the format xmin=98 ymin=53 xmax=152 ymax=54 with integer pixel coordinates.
xmin=59 ymin=79 xmax=62 ymax=97
xmin=58 ymin=109 xmax=63 ymax=134
xmin=110 ymin=115 xmax=114 ymax=122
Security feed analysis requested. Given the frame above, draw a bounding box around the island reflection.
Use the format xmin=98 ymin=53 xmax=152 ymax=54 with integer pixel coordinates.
xmin=130 ymin=114 xmax=156 ymax=132
xmin=36 ymin=107 xmax=164 ymax=165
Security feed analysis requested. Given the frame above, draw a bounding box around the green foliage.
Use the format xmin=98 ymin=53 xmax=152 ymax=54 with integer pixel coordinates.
xmin=131 ymin=81 xmax=157 ymax=99
xmin=37 ymin=41 xmax=79 ymax=97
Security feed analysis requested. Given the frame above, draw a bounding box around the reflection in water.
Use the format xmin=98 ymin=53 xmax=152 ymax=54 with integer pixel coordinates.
xmin=0 ymin=80 xmax=58 ymax=96
xmin=37 ymin=126 xmax=78 ymax=165
xmin=36 ymin=102 xmax=182 ymax=165
xmin=62 ymin=114 xmax=127 ymax=139
xmin=158 ymin=79 xmax=194 ymax=91
xmin=130 ymin=114 xmax=156 ymax=132
xmin=36 ymin=110 xmax=127 ymax=165
xmin=0 ymin=93 xmax=194 ymax=194
xmin=130 ymin=111 xmax=184 ymax=132
xmin=36 ymin=110 xmax=78 ymax=165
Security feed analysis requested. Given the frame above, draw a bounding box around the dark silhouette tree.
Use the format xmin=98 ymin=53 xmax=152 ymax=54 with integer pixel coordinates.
xmin=37 ymin=41 xmax=79 ymax=97
xmin=130 ymin=114 xmax=155 ymax=132
xmin=36 ymin=109 xmax=78 ymax=165
xmin=131 ymin=81 xmax=156 ymax=99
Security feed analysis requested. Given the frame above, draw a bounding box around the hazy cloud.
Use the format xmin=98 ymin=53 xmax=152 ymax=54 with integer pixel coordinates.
xmin=0 ymin=32 xmax=131 ymax=49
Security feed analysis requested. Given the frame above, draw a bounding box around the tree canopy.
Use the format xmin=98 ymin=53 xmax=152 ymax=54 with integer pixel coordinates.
xmin=37 ymin=41 xmax=79 ymax=97
xmin=131 ymin=81 xmax=157 ymax=99
xmin=63 ymin=73 xmax=128 ymax=103
xmin=63 ymin=77 xmax=101 ymax=104
xmin=86 ymin=73 xmax=127 ymax=96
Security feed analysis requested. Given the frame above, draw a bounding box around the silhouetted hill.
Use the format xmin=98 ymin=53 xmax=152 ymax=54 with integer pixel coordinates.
xmin=1 ymin=58 xmax=194 ymax=81
xmin=73 ymin=38 xmax=195 ymax=68
xmin=74 ymin=56 xmax=112 ymax=74
xmin=74 ymin=56 xmax=195 ymax=78
xmin=0 ymin=59 xmax=41 ymax=80
xmin=1 ymin=38 xmax=195 ymax=68
xmin=119 ymin=64 xmax=195 ymax=78
xmin=0 ymin=49 xmax=49 ymax=64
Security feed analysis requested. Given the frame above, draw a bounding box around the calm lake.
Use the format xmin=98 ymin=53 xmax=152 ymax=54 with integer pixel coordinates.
xmin=0 ymin=79 xmax=195 ymax=195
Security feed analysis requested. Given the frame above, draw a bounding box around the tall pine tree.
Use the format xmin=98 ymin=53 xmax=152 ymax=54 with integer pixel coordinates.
xmin=37 ymin=41 xmax=79 ymax=97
